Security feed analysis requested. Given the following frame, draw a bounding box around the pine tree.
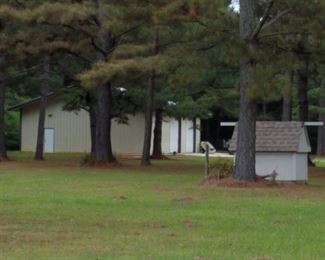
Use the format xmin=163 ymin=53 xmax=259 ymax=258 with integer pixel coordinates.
xmin=233 ymin=0 xmax=293 ymax=181
xmin=1 ymin=0 xmax=150 ymax=163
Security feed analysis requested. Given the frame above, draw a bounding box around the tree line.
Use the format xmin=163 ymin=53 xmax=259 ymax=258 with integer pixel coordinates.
xmin=0 ymin=0 xmax=324 ymax=181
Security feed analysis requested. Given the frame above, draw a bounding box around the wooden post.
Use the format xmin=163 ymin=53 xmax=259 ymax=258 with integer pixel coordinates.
xmin=205 ymin=143 xmax=210 ymax=177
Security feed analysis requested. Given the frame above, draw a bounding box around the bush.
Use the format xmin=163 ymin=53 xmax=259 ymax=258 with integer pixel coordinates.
xmin=5 ymin=111 xmax=20 ymax=150
xmin=210 ymin=158 xmax=233 ymax=179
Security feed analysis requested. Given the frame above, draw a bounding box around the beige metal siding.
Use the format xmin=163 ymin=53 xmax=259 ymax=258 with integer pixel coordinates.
xmin=180 ymin=118 xmax=200 ymax=153
xmin=161 ymin=117 xmax=171 ymax=153
xmin=21 ymin=98 xmax=91 ymax=153
xmin=21 ymin=104 xmax=39 ymax=152
xmin=111 ymin=114 xmax=145 ymax=155
xmin=21 ymin=98 xmax=201 ymax=155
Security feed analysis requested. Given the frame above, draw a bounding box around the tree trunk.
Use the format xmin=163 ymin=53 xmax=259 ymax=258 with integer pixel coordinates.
xmin=141 ymin=70 xmax=155 ymax=166
xmin=297 ymin=37 xmax=309 ymax=122
xmin=298 ymin=62 xmax=309 ymax=122
xmin=282 ymin=70 xmax=293 ymax=121
xmin=89 ymin=107 xmax=97 ymax=155
xmin=34 ymin=60 xmax=50 ymax=161
xmin=152 ymin=109 xmax=163 ymax=159
xmin=93 ymin=0 xmax=115 ymax=163
xmin=141 ymin=30 xmax=159 ymax=166
xmin=95 ymin=83 xmax=115 ymax=162
xmin=233 ymin=0 xmax=257 ymax=181
xmin=178 ymin=117 xmax=182 ymax=153
xmin=193 ymin=118 xmax=197 ymax=152
xmin=317 ymin=79 xmax=325 ymax=156
xmin=0 ymin=71 xmax=8 ymax=161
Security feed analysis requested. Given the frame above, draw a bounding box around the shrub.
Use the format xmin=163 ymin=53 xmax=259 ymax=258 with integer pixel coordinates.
xmin=210 ymin=158 xmax=233 ymax=179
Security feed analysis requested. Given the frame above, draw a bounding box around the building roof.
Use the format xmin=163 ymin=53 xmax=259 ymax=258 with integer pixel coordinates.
xmin=8 ymin=92 xmax=56 ymax=111
xmin=229 ymin=121 xmax=311 ymax=153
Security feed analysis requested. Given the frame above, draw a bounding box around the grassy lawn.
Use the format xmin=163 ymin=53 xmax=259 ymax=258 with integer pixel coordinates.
xmin=0 ymin=153 xmax=324 ymax=260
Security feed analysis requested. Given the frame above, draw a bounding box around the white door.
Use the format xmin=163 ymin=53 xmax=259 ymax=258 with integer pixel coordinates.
xmin=44 ymin=129 xmax=54 ymax=153
xmin=186 ymin=120 xmax=194 ymax=153
xmin=170 ymin=119 xmax=178 ymax=153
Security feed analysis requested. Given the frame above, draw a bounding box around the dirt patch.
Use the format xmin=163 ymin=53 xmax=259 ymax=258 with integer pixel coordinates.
xmin=182 ymin=219 xmax=197 ymax=228
xmin=113 ymin=195 xmax=128 ymax=200
xmin=143 ymin=222 xmax=167 ymax=229
xmin=0 ymin=156 xmax=9 ymax=162
xmin=200 ymin=176 xmax=309 ymax=189
xmin=309 ymin=167 xmax=325 ymax=179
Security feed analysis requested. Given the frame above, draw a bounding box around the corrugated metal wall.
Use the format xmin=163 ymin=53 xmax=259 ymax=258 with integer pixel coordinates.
xmin=21 ymin=98 xmax=201 ymax=155
xmin=21 ymin=98 xmax=91 ymax=153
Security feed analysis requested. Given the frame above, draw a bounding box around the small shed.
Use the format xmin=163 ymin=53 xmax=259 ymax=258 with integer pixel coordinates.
xmin=229 ymin=122 xmax=311 ymax=181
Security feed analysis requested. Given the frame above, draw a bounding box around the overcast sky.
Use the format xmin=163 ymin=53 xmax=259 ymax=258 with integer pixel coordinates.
xmin=231 ymin=0 xmax=240 ymax=12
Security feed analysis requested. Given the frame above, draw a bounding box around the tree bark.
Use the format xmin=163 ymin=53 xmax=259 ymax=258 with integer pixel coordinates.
xmin=152 ymin=109 xmax=163 ymax=159
xmin=89 ymin=106 xmax=97 ymax=155
xmin=297 ymin=62 xmax=309 ymax=122
xmin=193 ymin=118 xmax=197 ymax=153
xmin=178 ymin=117 xmax=182 ymax=153
xmin=317 ymin=79 xmax=325 ymax=156
xmin=282 ymin=70 xmax=293 ymax=121
xmin=93 ymin=0 xmax=115 ymax=163
xmin=141 ymin=69 xmax=155 ymax=166
xmin=0 ymin=71 xmax=8 ymax=161
xmin=34 ymin=59 xmax=50 ymax=161
xmin=297 ymin=37 xmax=309 ymax=122
xmin=141 ymin=30 xmax=159 ymax=166
xmin=233 ymin=0 xmax=257 ymax=181
xmin=95 ymin=83 xmax=115 ymax=162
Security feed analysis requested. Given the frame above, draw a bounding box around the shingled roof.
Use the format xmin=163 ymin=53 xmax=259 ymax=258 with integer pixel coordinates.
xmin=229 ymin=121 xmax=311 ymax=153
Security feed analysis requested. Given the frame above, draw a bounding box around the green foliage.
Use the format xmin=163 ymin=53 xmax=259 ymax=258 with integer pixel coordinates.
xmin=4 ymin=110 xmax=19 ymax=150
xmin=1 ymin=0 xmax=325 ymax=153
xmin=210 ymin=158 xmax=233 ymax=178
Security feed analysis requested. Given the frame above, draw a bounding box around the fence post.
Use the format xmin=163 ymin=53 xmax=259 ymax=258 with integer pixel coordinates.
xmin=205 ymin=143 xmax=210 ymax=177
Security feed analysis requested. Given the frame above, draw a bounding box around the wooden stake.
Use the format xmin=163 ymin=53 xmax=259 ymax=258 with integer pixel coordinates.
xmin=205 ymin=143 xmax=210 ymax=177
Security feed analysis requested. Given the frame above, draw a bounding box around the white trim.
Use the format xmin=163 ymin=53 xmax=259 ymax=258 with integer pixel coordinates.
xmin=220 ymin=122 xmax=236 ymax=127
xmin=221 ymin=122 xmax=324 ymax=127
xmin=304 ymin=122 xmax=324 ymax=126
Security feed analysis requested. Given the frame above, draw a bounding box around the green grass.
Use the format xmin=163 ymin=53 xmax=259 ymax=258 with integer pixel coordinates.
xmin=0 ymin=153 xmax=325 ymax=259
xmin=313 ymin=156 xmax=325 ymax=168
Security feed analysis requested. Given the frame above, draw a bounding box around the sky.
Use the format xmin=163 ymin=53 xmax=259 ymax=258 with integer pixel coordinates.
xmin=231 ymin=0 xmax=240 ymax=12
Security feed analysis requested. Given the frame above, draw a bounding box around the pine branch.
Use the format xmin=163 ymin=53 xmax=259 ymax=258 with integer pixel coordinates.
xmin=12 ymin=0 xmax=25 ymax=9
xmin=260 ymin=9 xmax=291 ymax=33
xmin=42 ymin=22 xmax=107 ymax=56
xmin=113 ymin=23 xmax=144 ymax=41
xmin=251 ymin=0 xmax=274 ymax=39
xmin=197 ymin=43 xmax=218 ymax=51
xmin=65 ymin=51 xmax=92 ymax=64
xmin=259 ymin=31 xmax=310 ymax=40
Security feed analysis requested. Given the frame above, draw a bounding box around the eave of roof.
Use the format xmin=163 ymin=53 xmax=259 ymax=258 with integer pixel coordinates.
xmin=8 ymin=92 xmax=56 ymax=111
xmin=228 ymin=121 xmax=310 ymax=153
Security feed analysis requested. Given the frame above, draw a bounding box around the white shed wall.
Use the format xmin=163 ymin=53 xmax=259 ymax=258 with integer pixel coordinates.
xmin=255 ymin=152 xmax=308 ymax=181
xmin=294 ymin=153 xmax=308 ymax=181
